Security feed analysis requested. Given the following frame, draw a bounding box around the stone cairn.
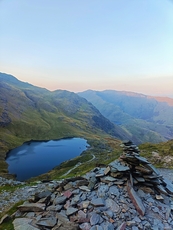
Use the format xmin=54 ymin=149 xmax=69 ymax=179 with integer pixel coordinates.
xmin=6 ymin=141 xmax=173 ymax=229
xmin=120 ymin=141 xmax=173 ymax=197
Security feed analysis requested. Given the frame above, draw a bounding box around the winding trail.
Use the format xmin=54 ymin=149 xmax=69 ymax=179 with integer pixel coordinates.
xmin=63 ymin=154 xmax=95 ymax=177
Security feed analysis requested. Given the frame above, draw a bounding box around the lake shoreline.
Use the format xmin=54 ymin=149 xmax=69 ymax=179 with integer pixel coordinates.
xmin=5 ymin=138 xmax=89 ymax=181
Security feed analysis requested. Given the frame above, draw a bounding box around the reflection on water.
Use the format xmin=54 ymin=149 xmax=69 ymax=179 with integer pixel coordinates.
xmin=6 ymin=138 xmax=89 ymax=181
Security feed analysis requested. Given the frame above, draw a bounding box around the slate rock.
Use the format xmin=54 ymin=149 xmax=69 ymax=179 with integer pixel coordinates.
xmin=134 ymin=155 xmax=149 ymax=164
xmin=66 ymin=207 xmax=78 ymax=216
xmin=88 ymin=176 xmax=97 ymax=190
xmin=79 ymin=186 xmax=90 ymax=192
xmin=71 ymin=194 xmax=80 ymax=205
xmin=77 ymin=210 xmax=88 ymax=223
xmin=90 ymin=225 xmax=103 ymax=230
xmin=105 ymin=198 xmax=120 ymax=213
xmin=91 ymin=198 xmax=105 ymax=207
xmin=47 ymin=204 xmax=62 ymax=211
xmin=101 ymin=221 xmax=114 ymax=230
xmin=82 ymin=200 xmax=90 ymax=208
xmin=36 ymin=216 xmax=57 ymax=227
xmin=0 ymin=214 xmax=11 ymax=225
xmin=103 ymin=176 xmax=117 ymax=182
xmin=145 ymin=164 xmax=160 ymax=175
xmin=162 ymin=178 xmax=173 ymax=194
xmin=103 ymin=210 xmax=113 ymax=218
xmin=18 ymin=203 xmax=45 ymax=212
xmin=64 ymin=182 xmax=73 ymax=190
xmin=56 ymin=211 xmax=69 ymax=223
xmin=104 ymin=166 xmax=111 ymax=175
xmin=127 ymin=181 xmax=145 ymax=216
xmin=90 ymin=212 xmax=101 ymax=226
xmin=63 ymin=190 xmax=73 ymax=198
xmin=35 ymin=190 xmax=52 ymax=200
xmin=116 ymin=222 xmax=126 ymax=230
xmin=53 ymin=221 xmax=79 ymax=230
xmin=79 ymin=222 xmax=91 ymax=230
xmin=13 ymin=218 xmax=40 ymax=230
xmin=109 ymin=185 xmax=120 ymax=197
xmin=109 ymin=161 xmax=130 ymax=172
xmin=135 ymin=166 xmax=152 ymax=174
xmin=97 ymin=184 xmax=109 ymax=198
xmin=54 ymin=195 xmax=67 ymax=205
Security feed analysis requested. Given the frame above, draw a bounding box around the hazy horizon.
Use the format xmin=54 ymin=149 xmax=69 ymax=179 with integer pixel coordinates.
xmin=1 ymin=71 xmax=173 ymax=99
xmin=0 ymin=1 xmax=173 ymax=98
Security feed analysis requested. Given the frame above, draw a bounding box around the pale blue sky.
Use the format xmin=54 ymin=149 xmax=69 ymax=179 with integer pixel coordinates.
xmin=0 ymin=0 xmax=173 ymax=97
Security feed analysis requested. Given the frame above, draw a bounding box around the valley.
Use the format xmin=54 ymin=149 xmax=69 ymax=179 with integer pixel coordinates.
xmin=78 ymin=90 xmax=173 ymax=144
xmin=0 ymin=73 xmax=173 ymax=180
xmin=0 ymin=73 xmax=173 ymax=230
xmin=0 ymin=73 xmax=128 ymax=178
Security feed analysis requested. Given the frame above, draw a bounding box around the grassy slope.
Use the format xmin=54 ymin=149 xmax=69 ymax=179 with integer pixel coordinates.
xmin=0 ymin=74 xmax=128 ymax=176
xmin=139 ymin=139 xmax=173 ymax=168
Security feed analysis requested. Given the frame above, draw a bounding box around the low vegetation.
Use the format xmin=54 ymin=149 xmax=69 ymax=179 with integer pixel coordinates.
xmin=139 ymin=139 xmax=173 ymax=168
xmin=0 ymin=201 xmax=23 ymax=230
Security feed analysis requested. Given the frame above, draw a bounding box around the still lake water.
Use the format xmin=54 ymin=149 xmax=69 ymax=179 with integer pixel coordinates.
xmin=6 ymin=138 xmax=89 ymax=181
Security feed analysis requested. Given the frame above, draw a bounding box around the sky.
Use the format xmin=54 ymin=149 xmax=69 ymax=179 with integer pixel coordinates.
xmin=0 ymin=0 xmax=173 ymax=97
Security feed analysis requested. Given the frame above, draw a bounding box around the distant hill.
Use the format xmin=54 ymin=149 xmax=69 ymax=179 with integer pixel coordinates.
xmin=0 ymin=73 xmax=130 ymax=174
xmin=78 ymin=90 xmax=173 ymax=144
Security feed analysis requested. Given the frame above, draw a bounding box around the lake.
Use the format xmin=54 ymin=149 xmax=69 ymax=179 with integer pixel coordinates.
xmin=6 ymin=138 xmax=89 ymax=181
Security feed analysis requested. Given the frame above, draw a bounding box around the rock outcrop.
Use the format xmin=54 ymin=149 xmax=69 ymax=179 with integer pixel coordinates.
xmin=1 ymin=141 xmax=173 ymax=229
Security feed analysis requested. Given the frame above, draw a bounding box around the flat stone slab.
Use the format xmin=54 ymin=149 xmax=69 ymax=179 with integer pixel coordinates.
xmin=66 ymin=207 xmax=78 ymax=216
xmin=162 ymin=178 xmax=173 ymax=194
xmin=109 ymin=186 xmax=120 ymax=196
xmin=36 ymin=217 xmax=57 ymax=227
xmin=90 ymin=212 xmax=101 ymax=226
xmin=97 ymin=184 xmax=109 ymax=198
xmin=134 ymin=176 xmax=145 ymax=183
xmin=13 ymin=218 xmax=40 ymax=230
xmin=116 ymin=222 xmax=126 ymax=230
xmin=156 ymin=184 xmax=168 ymax=195
xmin=63 ymin=190 xmax=73 ymax=198
xmin=105 ymin=198 xmax=120 ymax=213
xmin=18 ymin=203 xmax=45 ymax=212
xmin=79 ymin=186 xmax=90 ymax=192
xmin=134 ymin=155 xmax=149 ymax=164
xmin=91 ymin=198 xmax=105 ymax=207
xmin=102 ymin=176 xmax=117 ymax=182
xmin=35 ymin=190 xmax=52 ymax=200
xmin=79 ymin=222 xmax=91 ymax=230
xmin=127 ymin=181 xmax=145 ymax=216
xmin=104 ymin=166 xmax=111 ymax=175
xmin=54 ymin=195 xmax=67 ymax=205
xmin=145 ymin=164 xmax=160 ymax=175
xmin=135 ymin=166 xmax=152 ymax=174
xmin=109 ymin=161 xmax=130 ymax=172
xmin=56 ymin=211 xmax=69 ymax=223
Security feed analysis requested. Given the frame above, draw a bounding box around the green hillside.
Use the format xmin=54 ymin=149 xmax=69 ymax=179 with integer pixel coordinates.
xmin=139 ymin=139 xmax=173 ymax=168
xmin=0 ymin=73 xmax=129 ymax=176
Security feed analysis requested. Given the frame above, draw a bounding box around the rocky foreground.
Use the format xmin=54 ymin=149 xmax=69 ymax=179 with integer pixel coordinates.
xmin=1 ymin=141 xmax=173 ymax=230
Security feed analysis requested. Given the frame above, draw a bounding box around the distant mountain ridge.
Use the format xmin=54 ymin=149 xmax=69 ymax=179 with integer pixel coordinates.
xmin=148 ymin=96 xmax=173 ymax=107
xmin=78 ymin=90 xmax=173 ymax=144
